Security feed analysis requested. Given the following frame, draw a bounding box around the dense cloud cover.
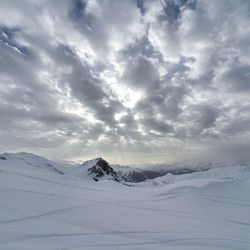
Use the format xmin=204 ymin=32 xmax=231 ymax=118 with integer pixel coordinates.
xmin=0 ymin=0 xmax=250 ymax=164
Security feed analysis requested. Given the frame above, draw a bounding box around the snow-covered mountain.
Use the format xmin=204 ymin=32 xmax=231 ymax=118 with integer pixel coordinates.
xmin=114 ymin=159 xmax=250 ymax=183
xmin=67 ymin=157 xmax=121 ymax=182
xmin=113 ymin=164 xmax=202 ymax=183
xmin=0 ymin=152 xmax=64 ymax=174
xmin=135 ymin=164 xmax=250 ymax=187
xmin=1 ymin=152 xmax=249 ymax=184
xmin=0 ymin=152 xmax=250 ymax=249
xmin=0 ymin=153 xmax=121 ymax=182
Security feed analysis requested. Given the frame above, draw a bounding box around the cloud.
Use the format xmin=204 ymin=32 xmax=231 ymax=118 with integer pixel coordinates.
xmin=220 ymin=65 xmax=250 ymax=92
xmin=123 ymin=56 xmax=159 ymax=88
xmin=69 ymin=0 xmax=144 ymax=60
xmin=0 ymin=0 xmax=250 ymax=164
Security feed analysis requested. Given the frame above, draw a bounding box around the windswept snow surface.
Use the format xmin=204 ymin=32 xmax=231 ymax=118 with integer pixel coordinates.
xmin=0 ymin=155 xmax=250 ymax=249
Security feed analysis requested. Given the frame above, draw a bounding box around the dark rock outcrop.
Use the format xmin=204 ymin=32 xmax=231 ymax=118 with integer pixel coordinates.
xmin=82 ymin=157 xmax=120 ymax=182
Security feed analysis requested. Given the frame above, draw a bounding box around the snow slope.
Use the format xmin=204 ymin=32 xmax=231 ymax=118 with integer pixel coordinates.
xmin=0 ymin=152 xmax=65 ymax=174
xmin=0 ymin=154 xmax=250 ymax=250
xmin=65 ymin=157 xmax=100 ymax=179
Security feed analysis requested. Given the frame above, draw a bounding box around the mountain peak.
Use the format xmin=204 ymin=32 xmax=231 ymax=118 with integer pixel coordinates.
xmin=81 ymin=157 xmax=119 ymax=182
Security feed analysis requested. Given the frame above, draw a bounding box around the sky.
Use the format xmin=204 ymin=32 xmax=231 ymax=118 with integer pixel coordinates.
xmin=0 ymin=0 xmax=250 ymax=165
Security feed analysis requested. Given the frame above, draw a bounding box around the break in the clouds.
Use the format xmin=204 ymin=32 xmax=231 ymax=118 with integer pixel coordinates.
xmin=0 ymin=0 xmax=250 ymax=164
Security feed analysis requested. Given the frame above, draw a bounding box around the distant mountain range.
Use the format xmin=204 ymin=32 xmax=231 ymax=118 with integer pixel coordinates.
xmin=1 ymin=152 xmax=250 ymax=184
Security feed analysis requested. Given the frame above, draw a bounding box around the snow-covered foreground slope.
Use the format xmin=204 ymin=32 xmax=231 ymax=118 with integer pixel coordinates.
xmin=0 ymin=156 xmax=250 ymax=249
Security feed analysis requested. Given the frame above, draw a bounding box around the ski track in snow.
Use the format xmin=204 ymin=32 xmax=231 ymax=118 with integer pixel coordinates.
xmin=0 ymin=205 xmax=87 ymax=224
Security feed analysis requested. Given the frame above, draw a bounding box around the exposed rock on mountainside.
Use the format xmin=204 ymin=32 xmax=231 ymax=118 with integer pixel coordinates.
xmin=81 ymin=157 xmax=120 ymax=182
